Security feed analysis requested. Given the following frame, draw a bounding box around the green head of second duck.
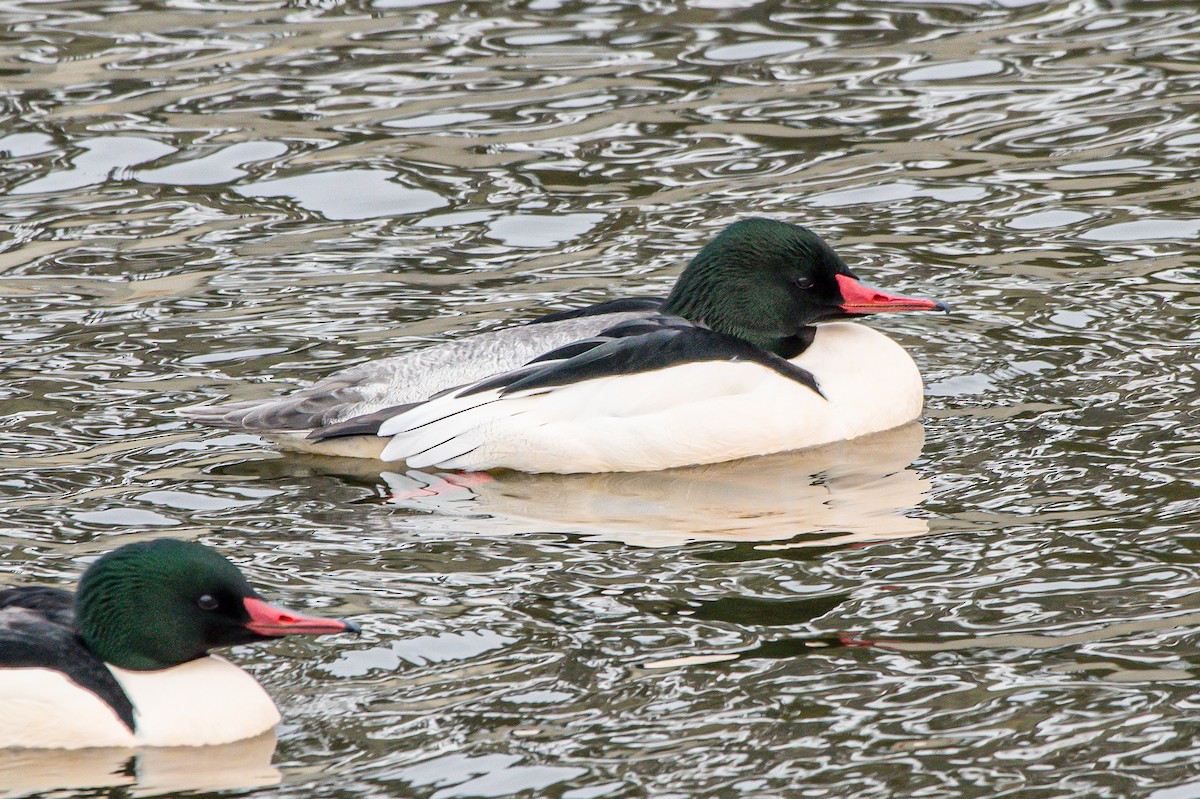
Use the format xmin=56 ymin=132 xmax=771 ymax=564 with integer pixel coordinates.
xmin=75 ymin=539 xmax=356 ymax=671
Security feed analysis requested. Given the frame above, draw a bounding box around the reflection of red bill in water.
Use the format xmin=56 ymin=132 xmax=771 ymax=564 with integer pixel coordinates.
xmin=838 ymin=635 xmax=877 ymax=649
xmin=386 ymin=470 xmax=494 ymax=500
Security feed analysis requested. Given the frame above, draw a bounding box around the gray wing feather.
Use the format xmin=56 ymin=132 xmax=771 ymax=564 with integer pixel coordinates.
xmin=180 ymin=311 xmax=654 ymax=433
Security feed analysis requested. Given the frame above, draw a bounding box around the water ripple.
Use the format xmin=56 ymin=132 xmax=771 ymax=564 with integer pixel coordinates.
xmin=2 ymin=1 xmax=1200 ymax=797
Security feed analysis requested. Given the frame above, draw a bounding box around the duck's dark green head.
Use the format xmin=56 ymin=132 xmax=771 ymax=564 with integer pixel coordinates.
xmin=75 ymin=539 xmax=358 ymax=671
xmin=661 ymin=218 xmax=947 ymax=356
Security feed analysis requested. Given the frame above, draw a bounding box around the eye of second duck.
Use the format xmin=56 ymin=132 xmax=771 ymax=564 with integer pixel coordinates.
xmin=180 ymin=218 xmax=949 ymax=473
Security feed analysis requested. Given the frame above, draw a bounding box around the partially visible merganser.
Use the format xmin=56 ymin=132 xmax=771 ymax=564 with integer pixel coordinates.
xmin=182 ymin=218 xmax=949 ymax=472
xmin=0 ymin=539 xmax=358 ymax=749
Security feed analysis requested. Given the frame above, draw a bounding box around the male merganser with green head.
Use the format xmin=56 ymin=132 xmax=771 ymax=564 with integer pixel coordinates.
xmin=182 ymin=218 xmax=948 ymax=472
xmin=0 ymin=539 xmax=357 ymax=749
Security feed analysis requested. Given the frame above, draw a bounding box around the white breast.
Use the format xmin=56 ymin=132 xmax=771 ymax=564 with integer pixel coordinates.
xmin=113 ymin=656 xmax=281 ymax=748
xmin=788 ymin=321 xmax=925 ymax=440
xmin=379 ymin=322 xmax=924 ymax=473
xmin=0 ymin=656 xmax=281 ymax=750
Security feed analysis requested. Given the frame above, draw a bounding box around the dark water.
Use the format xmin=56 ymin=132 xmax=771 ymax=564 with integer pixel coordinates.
xmin=2 ymin=0 xmax=1200 ymax=797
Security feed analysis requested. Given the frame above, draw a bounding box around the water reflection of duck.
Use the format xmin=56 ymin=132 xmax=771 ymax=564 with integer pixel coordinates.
xmin=0 ymin=733 xmax=281 ymax=798
xmin=380 ymin=423 xmax=932 ymax=547
xmin=183 ymin=218 xmax=948 ymax=473
xmin=0 ymin=539 xmax=357 ymax=750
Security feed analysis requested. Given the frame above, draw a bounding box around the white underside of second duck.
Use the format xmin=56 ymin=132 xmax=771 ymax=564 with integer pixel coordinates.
xmin=375 ymin=322 xmax=924 ymax=473
xmin=0 ymin=656 xmax=280 ymax=749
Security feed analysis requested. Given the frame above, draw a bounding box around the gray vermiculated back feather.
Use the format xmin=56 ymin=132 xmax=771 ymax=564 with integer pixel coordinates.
xmin=180 ymin=311 xmax=652 ymax=432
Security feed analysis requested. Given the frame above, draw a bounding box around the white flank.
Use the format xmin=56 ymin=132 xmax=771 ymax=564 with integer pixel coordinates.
xmin=0 ymin=656 xmax=281 ymax=749
xmin=0 ymin=668 xmax=138 ymax=749
xmin=375 ymin=322 xmax=923 ymax=473
xmin=114 ymin=656 xmax=281 ymax=748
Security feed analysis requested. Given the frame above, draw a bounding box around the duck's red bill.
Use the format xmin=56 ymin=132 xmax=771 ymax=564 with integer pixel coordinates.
xmin=835 ymin=274 xmax=949 ymax=314
xmin=243 ymin=597 xmax=360 ymax=636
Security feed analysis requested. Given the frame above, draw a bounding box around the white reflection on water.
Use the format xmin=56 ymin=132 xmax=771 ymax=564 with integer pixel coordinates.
xmin=11 ymin=137 xmax=176 ymax=196
xmin=387 ymin=753 xmax=586 ymax=799
xmin=134 ymin=142 xmax=290 ymax=186
xmin=1082 ymin=218 xmax=1200 ymax=242
xmin=808 ymin=181 xmax=989 ymax=209
xmin=484 ymin=213 xmax=607 ymax=247
xmin=0 ymin=733 xmax=279 ymax=799
xmin=236 ymin=170 xmax=447 ymax=220
xmin=382 ymin=423 xmax=931 ymax=547
xmin=327 ymin=629 xmax=517 ymax=677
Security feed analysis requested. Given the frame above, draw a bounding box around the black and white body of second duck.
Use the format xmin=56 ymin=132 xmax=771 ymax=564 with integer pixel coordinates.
xmin=182 ymin=218 xmax=949 ymax=473
xmin=0 ymin=539 xmax=357 ymax=749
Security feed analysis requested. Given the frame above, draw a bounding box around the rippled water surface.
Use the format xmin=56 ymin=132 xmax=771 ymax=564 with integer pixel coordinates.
xmin=3 ymin=0 xmax=1200 ymax=797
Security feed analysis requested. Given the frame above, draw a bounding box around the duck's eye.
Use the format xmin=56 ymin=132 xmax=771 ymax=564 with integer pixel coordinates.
xmin=794 ymin=277 xmax=815 ymax=290
xmin=197 ymin=594 xmax=219 ymax=611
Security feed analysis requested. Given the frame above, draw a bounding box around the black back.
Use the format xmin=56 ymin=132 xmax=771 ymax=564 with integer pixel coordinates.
xmin=463 ymin=314 xmax=824 ymax=399
xmin=528 ymin=297 xmax=665 ymax=325
xmin=0 ymin=586 xmax=136 ymax=732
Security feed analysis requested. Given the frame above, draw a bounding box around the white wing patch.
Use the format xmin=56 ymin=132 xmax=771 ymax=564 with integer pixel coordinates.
xmin=378 ymin=360 xmax=826 ymax=473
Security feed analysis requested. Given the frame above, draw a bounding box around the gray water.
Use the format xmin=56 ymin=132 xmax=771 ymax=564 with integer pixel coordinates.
xmin=2 ymin=0 xmax=1199 ymax=797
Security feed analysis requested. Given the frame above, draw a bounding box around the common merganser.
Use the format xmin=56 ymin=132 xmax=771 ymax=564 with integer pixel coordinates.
xmin=182 ymin=218 xmax=948 ymax=473
xmin=0 ymin=539 xmax=358 ymax=749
